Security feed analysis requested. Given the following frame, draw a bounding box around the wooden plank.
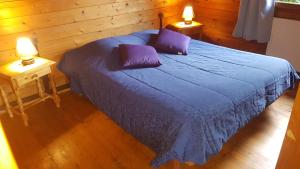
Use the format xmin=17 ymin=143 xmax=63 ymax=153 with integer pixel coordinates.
xmin=193 ymin=0 xmax=240 ymax=12
xmin=0 ymin=5 xmax=180 ymax=52
xmin=0 ymin=10 xmax=180 ymax=62
xmin=0 ymin=0 xmax=116 ymax=19
xmin=193 ymin=0 xmax=267 ymax=54
xmin=201 ymin=28 xmax=267 ymax=54
xmin=0 ymin=0 xmax=182 ymax=36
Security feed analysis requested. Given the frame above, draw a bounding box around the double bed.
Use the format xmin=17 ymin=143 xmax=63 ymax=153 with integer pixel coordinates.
xmin=58 ymin=30 xmax=299 ymax=167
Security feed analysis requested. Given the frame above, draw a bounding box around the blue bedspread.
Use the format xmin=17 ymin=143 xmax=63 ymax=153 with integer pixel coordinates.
xmin=58 ymin=30 xmax=299 ymax=167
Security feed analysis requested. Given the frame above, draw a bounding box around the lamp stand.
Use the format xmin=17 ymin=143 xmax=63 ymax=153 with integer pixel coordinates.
xmin=184 ymin=20 xmax=192 ymax=25
xmin=22 ymin=58 xmax=35 ymax=66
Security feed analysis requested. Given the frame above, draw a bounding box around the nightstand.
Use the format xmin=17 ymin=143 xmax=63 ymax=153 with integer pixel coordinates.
xmin=0 ymin=84 xmax=13 ymax=118
xmin=0 ymin=57 xmax=60 ymax=126
xmin=166 ymin=21 xmax=204 ymax=40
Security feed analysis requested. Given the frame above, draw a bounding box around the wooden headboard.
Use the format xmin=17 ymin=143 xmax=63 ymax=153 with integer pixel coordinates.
xmin=159 ymin=12 xmax=164 ymax=29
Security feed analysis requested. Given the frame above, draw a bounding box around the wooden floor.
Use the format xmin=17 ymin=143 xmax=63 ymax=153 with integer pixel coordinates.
xmin=0 ymin=90 xmax=296 ymax=169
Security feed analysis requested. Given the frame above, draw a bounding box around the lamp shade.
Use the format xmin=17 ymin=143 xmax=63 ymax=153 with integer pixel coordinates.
xmin=16 ymin=37 xmax=38 ymax=61
xmin=182 ymin=6 xmax=195 ymax=23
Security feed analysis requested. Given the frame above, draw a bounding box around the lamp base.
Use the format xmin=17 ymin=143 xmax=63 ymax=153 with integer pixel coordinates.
xmin=22 ymin=58 xmax=35 ymax=66
xmin=184 ymin=20 xmax=192 ymax=25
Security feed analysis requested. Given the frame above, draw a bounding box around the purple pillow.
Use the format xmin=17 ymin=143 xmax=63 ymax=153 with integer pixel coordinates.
xmin=119 ymin=44 xmax=161 ymax=69
xmin=155 ymin=28 xmax=191 ymax=55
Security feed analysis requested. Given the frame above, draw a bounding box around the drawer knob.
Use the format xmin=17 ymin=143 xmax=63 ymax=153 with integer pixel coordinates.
xmin=31 ymin=74 xmax=38 ymax=79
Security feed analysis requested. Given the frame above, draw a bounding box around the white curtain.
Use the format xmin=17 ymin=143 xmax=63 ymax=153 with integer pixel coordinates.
xmin=233 ymin=0 xmax=276 ymax=43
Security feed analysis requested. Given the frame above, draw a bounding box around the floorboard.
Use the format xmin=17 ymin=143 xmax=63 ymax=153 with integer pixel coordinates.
xmin=0 ymin=89 xmax=296 ymax=169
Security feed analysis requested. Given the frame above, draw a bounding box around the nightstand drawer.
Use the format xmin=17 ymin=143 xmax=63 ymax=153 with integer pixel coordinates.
xmin=179 ymin=27 xmax=203 ymax=39
xmin=14 ymin=67 xmax=51 ymax=86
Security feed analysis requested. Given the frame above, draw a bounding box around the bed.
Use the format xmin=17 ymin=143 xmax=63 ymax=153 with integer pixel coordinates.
xmin=58 ymin=30 xmax=299 ymax=167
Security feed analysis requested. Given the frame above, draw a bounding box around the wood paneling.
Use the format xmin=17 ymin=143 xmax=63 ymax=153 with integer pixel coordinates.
xmin=0 ymin=90 xmax=295 ymax=169
xmin=0 ymin=0 xmax=185 ymax=105
xmin=193 ymin=0 xmax=268 ymax=54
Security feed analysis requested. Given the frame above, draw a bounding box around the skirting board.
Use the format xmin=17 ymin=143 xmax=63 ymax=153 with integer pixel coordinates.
xmin=0 ymin=83 xmax=70 ymax=115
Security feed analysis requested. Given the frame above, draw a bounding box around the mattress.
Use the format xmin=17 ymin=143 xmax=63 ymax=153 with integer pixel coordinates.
xmin=58 ymin=30 xmax=299 ymax=167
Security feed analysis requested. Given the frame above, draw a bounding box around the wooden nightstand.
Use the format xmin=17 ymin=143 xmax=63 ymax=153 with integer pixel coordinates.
xmin=166 ymin=21 xmax=204 ymax=40
xmin=0 ymin=57 xmax=60 ymax=126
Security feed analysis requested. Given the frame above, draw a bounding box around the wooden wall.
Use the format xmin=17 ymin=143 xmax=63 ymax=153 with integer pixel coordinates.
xmin=193 ymin=0 xmax=268 ymax=54
xmin=0 ymin=0 xmax=185 ymax=105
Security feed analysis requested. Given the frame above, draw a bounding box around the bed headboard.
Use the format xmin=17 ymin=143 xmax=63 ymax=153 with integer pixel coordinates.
xmin=159 ymin=13 xmax=164 ymax=29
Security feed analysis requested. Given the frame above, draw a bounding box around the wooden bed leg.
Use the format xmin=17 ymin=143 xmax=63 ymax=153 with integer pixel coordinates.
xmin=173 ymin=160 xmax=181 ymax=169
xmin=185 ymin=161 xmax=195 ymax=167
xmin=172 ymin=160 xmax=195 ymax=169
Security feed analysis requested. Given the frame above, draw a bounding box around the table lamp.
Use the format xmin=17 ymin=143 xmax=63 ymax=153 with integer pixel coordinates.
xmin=182 ymin=5 xmax=195 ymax=25
xmin=16 ymin=37 xmax=38 ymax=66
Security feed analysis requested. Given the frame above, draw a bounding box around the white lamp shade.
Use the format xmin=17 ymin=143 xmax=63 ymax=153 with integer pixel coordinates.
xmin=182 ymin=6 xmax=195 ymax=21
xmin=16 ymin=37 xmax=38 ymax=60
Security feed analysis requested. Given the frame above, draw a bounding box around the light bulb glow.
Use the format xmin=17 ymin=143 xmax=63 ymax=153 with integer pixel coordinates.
xmin=16 ymin=37 xmax=38 ymax=61
xmin=182 ymin=6 xmax=195 ymax=22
